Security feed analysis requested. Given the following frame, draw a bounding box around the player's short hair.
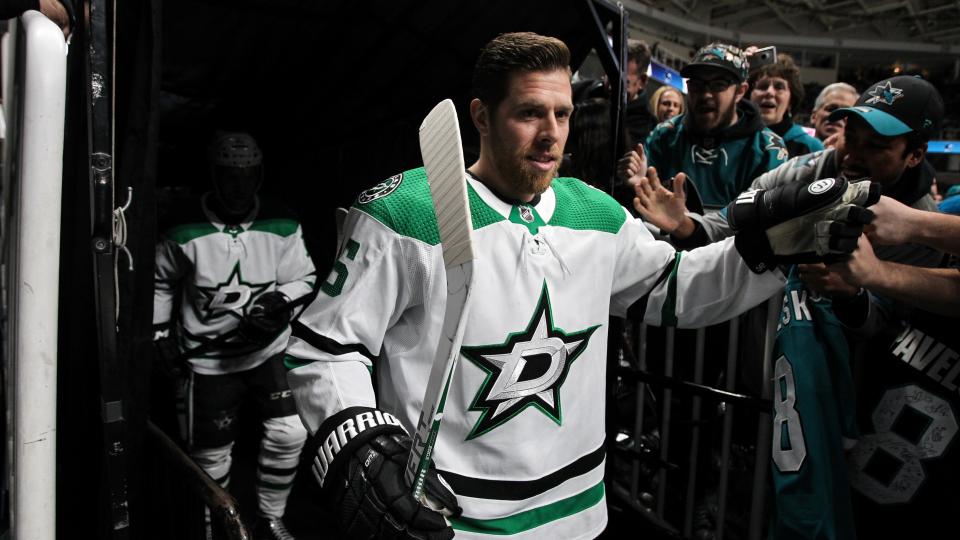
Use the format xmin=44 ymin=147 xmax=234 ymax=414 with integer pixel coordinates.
xmin=813 ymin=82 xmax=859 ymax=112
xmin=472 ymin=32 xmax=571 ymax=112
xmin=627 ymin=39 xmax=652 ymax=72
xmin=749 ymin=53 xmax=804 ymax=113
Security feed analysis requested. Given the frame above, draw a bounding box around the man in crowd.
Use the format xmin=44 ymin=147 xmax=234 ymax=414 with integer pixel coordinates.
xmin=809 ymin=82 xmax=859 ymax=142
xmin=154 ymin=132 xmax=316 ymax=540
xmin=624 ymin=38 xmax=658 ymax=145
xmin=618 ymin=42 xmax=787 ymax=245
xmin=284 ymin=32 xmax=873 ymax=540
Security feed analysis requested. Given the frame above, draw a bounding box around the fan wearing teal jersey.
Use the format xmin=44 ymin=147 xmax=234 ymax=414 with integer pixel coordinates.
xmin=284 ymin=33 xmax=875 ymax=540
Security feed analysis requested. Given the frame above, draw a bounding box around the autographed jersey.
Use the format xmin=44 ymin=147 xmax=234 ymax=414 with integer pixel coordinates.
xmin=286 ymin=168 xmax=785 ymax=539
xmin=769 ymin=269 xmax=858 ymax=540
xmin=154 ymin=194 xmax=316 ymax=375
xmin=848 ymin=309 xmax=960 ymax=538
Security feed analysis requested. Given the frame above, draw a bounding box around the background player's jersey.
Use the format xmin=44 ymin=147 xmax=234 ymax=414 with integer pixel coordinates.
xmin=848 ymin=308 xmax=960 ymax=537
xmin=154 ymin=194 xmax=316 ymax=374
xmin=770 ymin=268 xmax=858 ymax=540
xmin=286 ymin=168 xmax=785 ymax=539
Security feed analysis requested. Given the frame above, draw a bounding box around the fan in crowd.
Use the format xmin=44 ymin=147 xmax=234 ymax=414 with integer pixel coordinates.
xmin=648 ymin=85 xmax=684 ymax=123
xmin=748 ymin=53 xmax=824 ymax=157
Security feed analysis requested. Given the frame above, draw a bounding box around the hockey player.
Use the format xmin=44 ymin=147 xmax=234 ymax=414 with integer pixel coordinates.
xmin=153 ymin=132 xmax=316 ymax=540
xmin=284 ymin=32 xmax=875 ymax=540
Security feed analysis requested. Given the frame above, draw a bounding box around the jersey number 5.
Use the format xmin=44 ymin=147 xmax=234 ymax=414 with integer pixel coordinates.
xmin=773 ymin=355 xmax=808 ymax=472
xmin=320 ymin=239 xmax=359 ymax=297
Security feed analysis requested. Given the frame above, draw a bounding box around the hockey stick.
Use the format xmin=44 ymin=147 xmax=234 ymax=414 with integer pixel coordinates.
xmin=404 ymin=99 xmax=476 ymax=501
xmin=171 ymin=291 xmax=318 ymax=365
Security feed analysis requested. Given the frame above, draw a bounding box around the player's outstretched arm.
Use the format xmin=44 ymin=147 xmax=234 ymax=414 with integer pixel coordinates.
xmin=308 ymin=407 xmax=460 ymax=540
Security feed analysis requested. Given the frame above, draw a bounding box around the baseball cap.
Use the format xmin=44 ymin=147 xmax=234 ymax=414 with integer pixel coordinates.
xmin=680 ymin=43 xmax=749 ymax=82
xmin=828 ymin=75 xmax=944 ymax=140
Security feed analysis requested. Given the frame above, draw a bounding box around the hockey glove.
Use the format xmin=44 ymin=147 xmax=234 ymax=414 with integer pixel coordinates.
xmin=152 ymin=322 xmax=185 ymax=378
xmin=727 ymin=178 xmax=879 ymax=273
xmin=312 ymin=407 xmax=460 ymax=540
xmin=238 ymin=291 xmax=291 ymax=346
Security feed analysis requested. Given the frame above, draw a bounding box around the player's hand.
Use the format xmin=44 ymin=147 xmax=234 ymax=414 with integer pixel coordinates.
xmin=152 ymin=323 xmax=185 ymax=378
xmin=239 ymin=291 xmax=291 ymax=346
xmin=727 ymin=178 xmax=879 ymax=273
xmin=633 ymin=169 xmax=690 ymax=236
xmin=797 ymin=262 xmax=860 ymax=298
xmin=312 ymin=408 xmax=460 ymax=540
xmin=616 ymin=143 xmax=647 ymax=183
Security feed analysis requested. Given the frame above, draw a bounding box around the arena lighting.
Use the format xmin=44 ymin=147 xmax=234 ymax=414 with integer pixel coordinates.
xmin=648 ymin=59 xmax=686 ymax=93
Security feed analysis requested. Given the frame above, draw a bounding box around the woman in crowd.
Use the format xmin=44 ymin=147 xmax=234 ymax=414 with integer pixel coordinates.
xmin=648 ymin=85 xmax=684 ymax=123
xmin=749 ymin=54 xmax=823 ymax=157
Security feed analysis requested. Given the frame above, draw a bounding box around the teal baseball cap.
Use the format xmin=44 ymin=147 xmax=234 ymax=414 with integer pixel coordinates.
xmin=828 ymin=75 xmax=943 ymax=140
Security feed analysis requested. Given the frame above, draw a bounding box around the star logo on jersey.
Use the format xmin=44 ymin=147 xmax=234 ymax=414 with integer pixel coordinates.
xmin=462 ymin=283 xmax=599 ymax=440
xmin=865 ymin=81 xmax=903 ymax=106
xmin=194 ymin=262 xmax=273 ymax=322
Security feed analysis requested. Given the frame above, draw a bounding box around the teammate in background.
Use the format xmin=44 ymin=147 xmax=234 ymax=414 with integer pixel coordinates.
xmin=284 ymin=32 xmax=874 ymax=540
xmin=649 ymin=85 xmax=684 ymax=123
xmin=809 ymin=82 xmax=859 ymax=142
xmin=748 ymin=53 xmax=823 ymax=157
xmin=618 ymin=42 xmax=787 ymax=246
xmin=153 ymin=132 xmax=316 ymax=540
xmin=624 ymin=38 xmax=658 ymax=145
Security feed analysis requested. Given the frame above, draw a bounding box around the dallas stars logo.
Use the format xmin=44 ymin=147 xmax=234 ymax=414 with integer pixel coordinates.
xmin=865 ymin=81 xmax=903 ymax=106
xmin=194 ymin=262 xmax=273 ymax=322
xmin=461 ymin=283 xmax=598 ymax=440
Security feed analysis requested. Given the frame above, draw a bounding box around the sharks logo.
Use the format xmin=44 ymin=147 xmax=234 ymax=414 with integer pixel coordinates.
xmin=865 ymin=81 xmax=904 ymax=106
xmin=461 ymin=283 xmax=599 ymax=440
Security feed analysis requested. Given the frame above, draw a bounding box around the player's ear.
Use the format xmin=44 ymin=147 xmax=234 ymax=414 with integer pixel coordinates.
xmin=470 ymin=98 xmax=490 ymax=136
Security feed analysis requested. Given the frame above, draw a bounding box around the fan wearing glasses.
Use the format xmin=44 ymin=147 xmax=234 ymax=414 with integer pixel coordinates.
xmin=617 ymin=42 xmax=787 ymax=243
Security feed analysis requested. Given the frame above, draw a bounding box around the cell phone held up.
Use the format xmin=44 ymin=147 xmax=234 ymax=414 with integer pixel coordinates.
xmin=751 ymin=46 xmax=777 ymax=68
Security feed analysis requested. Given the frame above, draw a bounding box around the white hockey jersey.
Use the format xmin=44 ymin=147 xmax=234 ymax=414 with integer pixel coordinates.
xmin=286 ymin=169 xmax=785 ymax=539
xmin=154 ymin=194 xmax=316 ymax=375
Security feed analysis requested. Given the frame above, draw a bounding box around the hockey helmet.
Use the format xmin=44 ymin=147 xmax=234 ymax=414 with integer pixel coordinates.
xmin=208 ymin=131 xmax=263 ymax=168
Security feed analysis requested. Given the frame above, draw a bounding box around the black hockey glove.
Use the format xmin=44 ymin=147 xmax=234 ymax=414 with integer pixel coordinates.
xmin=238 ymin=291 xmax=291 ymax=346
xmin=152 ymin=322 xmax=185 ymax=378
xmin=727 ymin=178 xmax=879 ymax=273
xmin=312 ymin=407 xmax=460 ymax=540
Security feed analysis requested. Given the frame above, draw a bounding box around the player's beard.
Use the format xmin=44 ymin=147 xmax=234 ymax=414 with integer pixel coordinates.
xmin=489 ymin=134 xmax=559 ymax=196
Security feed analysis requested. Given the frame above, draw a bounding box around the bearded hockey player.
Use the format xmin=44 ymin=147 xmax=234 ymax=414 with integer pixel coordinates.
xmin=284 ymin=33 xmax=875 ymax=539
xmin=153 ymin=132 xmax=316 ymax=540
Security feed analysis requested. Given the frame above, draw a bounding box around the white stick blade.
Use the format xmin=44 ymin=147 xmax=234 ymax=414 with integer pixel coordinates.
xmin=419 ymin=99 xmax=474 ymax=268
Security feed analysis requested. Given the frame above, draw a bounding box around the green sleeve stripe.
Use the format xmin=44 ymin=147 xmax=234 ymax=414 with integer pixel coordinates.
xmin=165 ymin=222 xmax=219 ymax=244
xmin=451 ymin=481 xmax=604 ymax=535
xmin=660 ymin=252 xmax=681 ymax=327
xmin=283 ymin=354 xmax=313 ymax=371
xmin=247 ymin=218 xmax=299 ymax=237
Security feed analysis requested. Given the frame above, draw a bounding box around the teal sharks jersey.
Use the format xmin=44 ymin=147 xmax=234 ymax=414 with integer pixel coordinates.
xmin=770 ymin=268 xmax=858 ymax=540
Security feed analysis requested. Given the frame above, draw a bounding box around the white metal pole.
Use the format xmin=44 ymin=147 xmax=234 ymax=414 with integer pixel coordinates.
xmin=9 ymin=11 xmax=66 ymax=540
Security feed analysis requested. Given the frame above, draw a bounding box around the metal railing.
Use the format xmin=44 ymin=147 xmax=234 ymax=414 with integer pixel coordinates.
xmin=612 ymin=296 xmax=781 ymax=540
